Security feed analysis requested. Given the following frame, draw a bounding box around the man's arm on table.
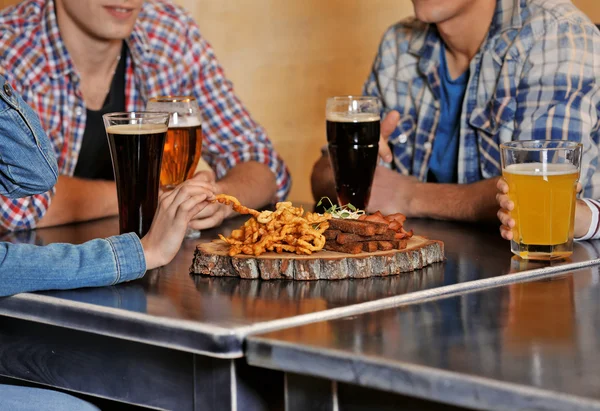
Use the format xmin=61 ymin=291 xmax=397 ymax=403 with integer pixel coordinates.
xmin=311 ymin=153 xmax=499 ymax=222
xmin=37 ymin=176 xmax=118 ymax=228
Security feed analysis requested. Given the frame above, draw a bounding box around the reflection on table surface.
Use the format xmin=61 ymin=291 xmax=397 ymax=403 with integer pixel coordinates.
xmin=2 ymin=215 xmax=599 ymax=331
xmin=248 ymin=266 xmax=600 ymax=403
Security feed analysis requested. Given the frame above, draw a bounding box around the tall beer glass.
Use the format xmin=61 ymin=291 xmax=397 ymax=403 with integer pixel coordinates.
xmin=326 ymin=96 xmax=380 ymax=210
xmin=103 ymin=112 xmax=169 ymax=238
xmin=147 ymin=96 xmax=203 ymax=239
xmin=500 ymin=140 xmax=582 ymax=260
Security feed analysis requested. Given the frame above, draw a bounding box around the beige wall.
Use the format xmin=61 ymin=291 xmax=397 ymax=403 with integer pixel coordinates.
xmin=177 ymin=0 xmax=413 ymax=202
xmin=0 ymin=0 xmax=599 ymax=201
xmin=573 ymin=0 xmax=600 ymax=21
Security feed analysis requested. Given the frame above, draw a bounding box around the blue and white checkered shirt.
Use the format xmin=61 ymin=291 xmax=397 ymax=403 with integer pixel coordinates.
xmin=364 ymin=0 xmax=600 ymax=199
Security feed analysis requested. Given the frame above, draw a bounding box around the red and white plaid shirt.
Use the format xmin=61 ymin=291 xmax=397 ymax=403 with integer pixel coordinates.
xmin=0 ymin=0 xmax=291 ymax=231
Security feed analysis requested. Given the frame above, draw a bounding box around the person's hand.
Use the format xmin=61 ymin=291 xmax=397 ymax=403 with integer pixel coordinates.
xmin=497 ymin=179 xmax=588 ymax=240
xmin=377 ymin=110 xmax=400 ymax=163
xmin=186 ymin=169 xmax=232 ymax=230
xmin=141 ymin=180 xmax=215 ymax=269
xmin=191 ymin=169 xmax=216 ymax=184
xmin=496 ymin=178 xmax=514 ymax=240
xmin=367 ymin=165 xmax=419 ymax=215
xmin=184 ymin=169 xmax=232 ymax=231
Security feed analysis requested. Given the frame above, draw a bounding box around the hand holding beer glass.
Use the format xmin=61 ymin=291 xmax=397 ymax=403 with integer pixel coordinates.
xmin=500 ymin=141 xmax=582 ymax=260
xmin=326 ymin=96 xmax=380 ymax=210
xmin=146 ymin=96 xmax=203 ymax=239
xmin=103 ymin=112 xmax=170 ymax=238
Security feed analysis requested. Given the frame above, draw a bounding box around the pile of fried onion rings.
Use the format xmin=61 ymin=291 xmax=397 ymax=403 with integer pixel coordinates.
xmin=215 ymin=194 xmax=331 ymax=256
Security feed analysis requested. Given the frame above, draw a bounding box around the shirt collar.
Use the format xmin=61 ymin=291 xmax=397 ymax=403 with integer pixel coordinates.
xmin=41 ymin=0 xmax=152 ymax=80
xmin=407 ymin=0 xmax=524 ymax=72
xmin=41 ymin=0 xmax=73 ymax=79
xmin=125 ymin=17 xmax=152 ymax=67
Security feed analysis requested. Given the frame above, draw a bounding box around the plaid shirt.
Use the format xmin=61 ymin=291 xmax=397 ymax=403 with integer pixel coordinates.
xmin=0 ymin=0 xmax=291 ymax=231
xmin=364 ymin=0 xmax=600 ymax=197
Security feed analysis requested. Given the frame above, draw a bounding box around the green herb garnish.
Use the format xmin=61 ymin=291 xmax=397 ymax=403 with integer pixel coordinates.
xmin=316 ymin=197 xmax=365 ymax=220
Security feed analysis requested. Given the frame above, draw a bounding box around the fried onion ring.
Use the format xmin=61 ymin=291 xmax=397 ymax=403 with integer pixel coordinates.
xmin=215 ymin=196 xmax=331 ymax=256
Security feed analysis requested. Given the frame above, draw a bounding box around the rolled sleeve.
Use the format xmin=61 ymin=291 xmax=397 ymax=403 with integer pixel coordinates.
xmin=576 ymin=198 xmax=600 ymax=241
xmin=106 ymin=233 xmax=147 ymax=284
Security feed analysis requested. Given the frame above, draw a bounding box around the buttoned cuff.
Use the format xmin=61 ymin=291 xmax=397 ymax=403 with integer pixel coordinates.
xmin=106 ymin=233 xmax=147 ymax=284
xmin=576 ymin=199 xmax=600 ymax=241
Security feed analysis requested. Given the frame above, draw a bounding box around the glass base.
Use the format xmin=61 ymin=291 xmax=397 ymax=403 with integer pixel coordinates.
xmin=510 ymin=239 xmax=573 ymax=261
xmin=185 ymin=227 xmax=202 ymax=239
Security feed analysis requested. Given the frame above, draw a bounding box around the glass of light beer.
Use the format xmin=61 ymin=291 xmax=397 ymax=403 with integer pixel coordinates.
xmin=147 ymin=96 xmax=203 ymax=239
xmin=500 ymin=140 xmax=582 ymax=260
xmin=326 ymin=96 xmax=380 ymax=210
xmin=102 ymin=112 xmax=169 ymax=238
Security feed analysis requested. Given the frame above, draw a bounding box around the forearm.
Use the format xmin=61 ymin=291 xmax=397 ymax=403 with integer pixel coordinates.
xmin=311 ymin=155 xmax=337 ymax=202
xmin=216 ymin=161 xmax=277 ymax=213
xmin=409 ymin=177 xmax=500 ymax=222
xmin=38 ymin=175 xmax=118 ymax=228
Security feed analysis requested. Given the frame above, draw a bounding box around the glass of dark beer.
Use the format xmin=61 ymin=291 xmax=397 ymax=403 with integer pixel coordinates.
xmin=102 ymin=112 xmax=170 ymax=238
xmin=326 ymin=96 xmax=380 ymax=210
xmin=146 ymin=96 xmax=203 ymax=239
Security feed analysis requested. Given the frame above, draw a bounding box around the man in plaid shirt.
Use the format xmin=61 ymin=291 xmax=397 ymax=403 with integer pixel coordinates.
xmin=0 ymin=0 xmax=291 ymax=232
xmin=312 ymin=0 xmax=600 ymax=222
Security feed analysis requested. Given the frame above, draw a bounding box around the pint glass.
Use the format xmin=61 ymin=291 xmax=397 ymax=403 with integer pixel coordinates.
xmin=500 ymin=140 xmax=582 ymax=260
xmin=103 ymin=112 xmax=169 ymax=238
xmin=326 ymin=96 xmax=380 ymax=210
xmin=147 ymin=96 xmax=203 ymax=239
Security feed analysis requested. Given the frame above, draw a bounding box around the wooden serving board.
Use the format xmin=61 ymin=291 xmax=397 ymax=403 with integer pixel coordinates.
xmin=190 ymin=235 xmax=444 ymax=281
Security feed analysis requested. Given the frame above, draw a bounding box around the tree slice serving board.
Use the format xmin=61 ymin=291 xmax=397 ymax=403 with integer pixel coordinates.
xmin=190 ymin=235 xmax=444 ymax=280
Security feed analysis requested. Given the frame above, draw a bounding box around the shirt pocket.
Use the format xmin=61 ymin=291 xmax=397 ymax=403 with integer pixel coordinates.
xmin=469 ymin=96 xmax=516 ymax=138
xmin=389 ymin=115 xmax=417 ymax=174
xmin=389 ymin=115 xmax=416 ymax=145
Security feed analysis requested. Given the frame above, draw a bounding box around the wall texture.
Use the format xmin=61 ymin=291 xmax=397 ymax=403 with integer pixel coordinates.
xmin=0 ymin=0 xmax=598 ymax=201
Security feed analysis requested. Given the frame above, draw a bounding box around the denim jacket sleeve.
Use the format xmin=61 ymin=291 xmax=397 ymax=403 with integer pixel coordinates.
xmin=0 ymin=75 xmax=58 ymax=198
xmin=0 ymin=232 xmax=147 ymax=297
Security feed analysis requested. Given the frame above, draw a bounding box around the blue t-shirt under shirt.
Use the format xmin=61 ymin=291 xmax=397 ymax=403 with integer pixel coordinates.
xmin=427 ymin=45 xmax=469 ymax=184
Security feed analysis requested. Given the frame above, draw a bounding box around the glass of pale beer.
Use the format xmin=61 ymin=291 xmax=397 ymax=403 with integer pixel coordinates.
xmin=103 ymin=112 xmax=170 ymax=238
xmin=147 ymin=96 xmax=203 ymax=239
xmin=500 ymin=140 xmax=582 ymax=260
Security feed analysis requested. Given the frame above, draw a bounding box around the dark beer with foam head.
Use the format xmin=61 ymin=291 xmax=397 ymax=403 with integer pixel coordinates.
xmin=104 ymin=112 xmax=169 ymax=238
xmin=326 ymin=97 xmax=380 ymax=210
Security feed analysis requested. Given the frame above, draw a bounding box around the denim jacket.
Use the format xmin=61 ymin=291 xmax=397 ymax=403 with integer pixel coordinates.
xmin=0 ymin=75 xmax=146 ymax=296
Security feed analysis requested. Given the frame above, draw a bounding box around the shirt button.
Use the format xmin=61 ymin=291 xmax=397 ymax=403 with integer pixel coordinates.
xmin=423 ymin=141 xmax=432 ymax=151
xmin=399 ymin=133 xmax=408 ymax=144
xmin=75 ymin=107 xmax=83 ymax=116
xmin=3 ymin=83 xmax=12 ymax=97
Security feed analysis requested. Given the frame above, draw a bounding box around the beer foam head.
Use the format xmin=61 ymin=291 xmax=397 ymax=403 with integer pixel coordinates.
xmin=169 ymin=114 xmax=201 ymax=128
xmin=106 ymin=124 xmax=168 ymax=135
xmin=326 ymin=112 xmax=380 ymax=122
xmin=504 ymin=162 xmax=578 ymax=176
